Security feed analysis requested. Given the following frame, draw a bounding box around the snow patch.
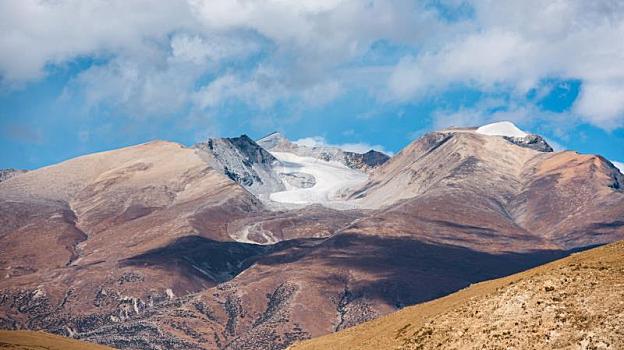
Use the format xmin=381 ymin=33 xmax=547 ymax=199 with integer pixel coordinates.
xmin=165 ymin=288 xmax=175 ymax=300
xmin=613 ymin=161 xmax=624 ymax=173
xmin=476 ymin=121 xmax=528 ymax=138
xmin=268 ymin=151 xmax=368 ymax=208
xmin=231 ymin=222 xmax=277 ymax=245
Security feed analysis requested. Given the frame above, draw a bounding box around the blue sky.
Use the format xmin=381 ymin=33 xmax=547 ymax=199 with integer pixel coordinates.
xmin=1 ymin=0 xmax=623 ymax=170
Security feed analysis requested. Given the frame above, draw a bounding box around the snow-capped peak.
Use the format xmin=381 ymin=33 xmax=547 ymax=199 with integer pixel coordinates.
xmin=254 ymin=132 xmax=388 ymax=209
xmin=613 ymin=161 xmax=624 ymax=173
xmin=476 ymin=121 xmax=528 ymax=138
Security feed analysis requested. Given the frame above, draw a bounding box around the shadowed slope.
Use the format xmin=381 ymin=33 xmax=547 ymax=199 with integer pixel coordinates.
xmin=1 ymin=129 xmax=623 ymax=350
xmin=291 ymin=240 xmax=624 ymax=350
xmin=0 ymin=141 xmax=266 ymax=336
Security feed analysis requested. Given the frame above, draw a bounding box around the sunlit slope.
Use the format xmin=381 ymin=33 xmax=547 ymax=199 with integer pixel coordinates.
xmin=291 ymin=240 xmax=624 ymax=350
xmin=0 ymin=330 xmax=116 ymax=350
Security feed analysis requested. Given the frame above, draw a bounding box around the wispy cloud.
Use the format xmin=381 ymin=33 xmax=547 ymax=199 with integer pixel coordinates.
xmin=387 ymin=1 xmax=624 ymax=130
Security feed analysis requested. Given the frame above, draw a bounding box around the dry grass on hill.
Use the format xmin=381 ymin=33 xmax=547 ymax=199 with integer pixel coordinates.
xmin=0 ymin=330 xmax=116 ymax=349
xmin=292 ymin=240 xmax=624 ymax=350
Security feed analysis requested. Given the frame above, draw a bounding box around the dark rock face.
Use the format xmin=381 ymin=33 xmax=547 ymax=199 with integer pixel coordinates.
xmin=195 ymin=135 xmax=285 ymax=194
xmin=503 ymin=134 xmax=553 ymax=152
xmin=361 ymin=150 xmax=391 ymax=167
xmin=344 ymin=150 xmax=390 ymax=172
xmin=229 ymin=135 xmax=279 ymax=166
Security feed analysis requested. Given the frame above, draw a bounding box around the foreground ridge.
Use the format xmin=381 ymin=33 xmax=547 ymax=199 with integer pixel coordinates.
xmin=0 ymin=330 xmax=116 ymax=349
xmin=291 ymin=240 xmax=624 ymax=350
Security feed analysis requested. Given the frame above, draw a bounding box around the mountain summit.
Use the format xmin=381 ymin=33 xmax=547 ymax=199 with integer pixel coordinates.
xmin=475 ymin=121 xmax=528 ymax=137
xmin=477 ymin=121 xmax=554 ymax=152
xmin=0 ymin=123 xmax=622 ymax=350
xmin=257 ymin=132 xmax=390 ymax=172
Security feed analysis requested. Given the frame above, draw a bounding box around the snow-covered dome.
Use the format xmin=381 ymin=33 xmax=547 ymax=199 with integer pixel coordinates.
xmin=475 ymin=121 xmax=528 ymax=138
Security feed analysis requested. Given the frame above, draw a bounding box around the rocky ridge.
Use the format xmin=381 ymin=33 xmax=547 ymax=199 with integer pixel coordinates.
xmin=194 ymin=135 xmax=285 ymax=195
xmin=257 ymin=132 xmax=390 ymax=172
xmin=0 ymin=122 xmax=623 ymax=350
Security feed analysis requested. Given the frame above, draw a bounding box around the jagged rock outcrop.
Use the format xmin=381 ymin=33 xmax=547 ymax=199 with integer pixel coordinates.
xmin=257 ymin=132 xmax=389 ymax=172
xmin=343 ymin=150 xmax=390 ymax=172
xmin=195 ymin=135 xmax=285 ymax=195
xmin=503 ymin=134 xmax=553 ymax=152
xmin=0 ymin=125 xmax=623 ymax=350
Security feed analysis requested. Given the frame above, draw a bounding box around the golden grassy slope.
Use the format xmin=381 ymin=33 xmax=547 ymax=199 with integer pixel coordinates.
xmin=292 ymin=240 xmax=624 ymax=350
xmin=0 ymin=330 xmax=115 ymax=350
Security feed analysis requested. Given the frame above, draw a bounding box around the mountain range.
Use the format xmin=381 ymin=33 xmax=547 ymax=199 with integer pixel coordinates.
xmin=0 ymin=121 xmax=623 ymax=350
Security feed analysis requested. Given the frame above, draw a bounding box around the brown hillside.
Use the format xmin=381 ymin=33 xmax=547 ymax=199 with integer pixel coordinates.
xmin=1 ymin=130 xmax=622 ymax=349
xmin=291 ymin=240 xmax=624 ymax=350
xmin=0 ymin=330 xmax=115 ymax=349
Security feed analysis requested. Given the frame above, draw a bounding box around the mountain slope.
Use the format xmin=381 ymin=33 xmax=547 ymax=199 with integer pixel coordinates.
xmin=0 ymin=123 xmax=623 ymax=350
xmin=0 ymin=140 xmax=276 ymax=344
xmin=0 ymin=330 xmax=115 ymax=350
xmin=346 ymin=127 xmax=624 ymax=250
xmin=257 ymin=132 xmax=390 ymax=173
xmin=290 ymin=239 xmax=624 ymax=350
xmin=194 ymin=135 xmax=285 ymax=195
xmin=0 ymin=169 xmax=27 ymax=183
xmin=0 ymin=138 xmax=371 ymax=349
xmin=46 ymin=233 xmax=566 ymax=350
xmin=0 ymin=140 xmax=261 ymax=283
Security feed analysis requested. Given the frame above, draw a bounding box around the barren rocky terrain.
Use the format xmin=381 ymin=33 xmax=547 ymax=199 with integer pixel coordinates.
xmin=0 ymin=169 xmax=27 ymax=183
xmin=0 ymin=126 xmax=623 ymax=349
xmin=292 ymin=239 xmax=624 ymax=350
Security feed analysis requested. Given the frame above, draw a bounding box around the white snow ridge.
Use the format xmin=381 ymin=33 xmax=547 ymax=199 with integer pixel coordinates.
xmin=476 ymin=121 xmax=528 ymax=138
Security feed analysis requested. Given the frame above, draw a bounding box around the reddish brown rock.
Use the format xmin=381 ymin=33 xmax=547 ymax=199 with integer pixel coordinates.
xmin=0 ymin=130 xmax=622 ymax=350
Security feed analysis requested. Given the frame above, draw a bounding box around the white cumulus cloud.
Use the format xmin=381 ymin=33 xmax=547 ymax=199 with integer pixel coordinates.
xmin=1 ymin=0 xmax=624 ymax=132
xmin=387 ymin=0 xmax=624 ymax=129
